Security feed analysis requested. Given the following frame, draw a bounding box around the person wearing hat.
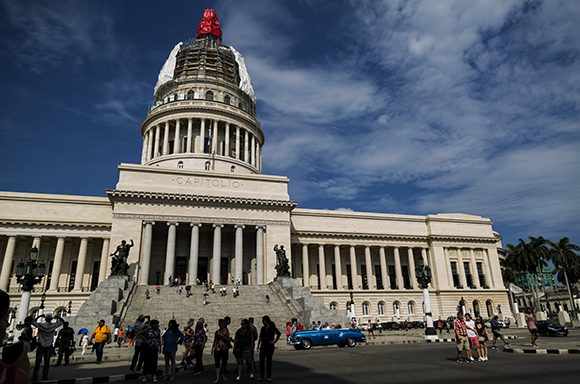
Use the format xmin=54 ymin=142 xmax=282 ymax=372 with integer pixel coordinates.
xmin=90 ymin=319 xmax=112 ymax=364
xmin=32 ymin=313 xmax=64 ymax=381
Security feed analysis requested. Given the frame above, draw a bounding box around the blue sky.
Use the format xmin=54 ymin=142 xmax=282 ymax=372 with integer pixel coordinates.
xmin=0 ymin=0 xmax=579 ymax=248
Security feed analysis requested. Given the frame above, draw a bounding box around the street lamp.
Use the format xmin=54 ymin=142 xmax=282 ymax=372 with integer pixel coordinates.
xmin=67 ymin=300 xmax=72 ymax=315
xmin=38 ymin=291 xmax=47 ymax=315
xmin=415 ymin=258 xmax=437 ymax=339
xmin=15 ymin=246 xmax=46 ymax=324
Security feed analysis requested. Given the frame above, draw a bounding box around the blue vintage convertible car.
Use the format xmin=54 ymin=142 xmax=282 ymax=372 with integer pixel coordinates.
xmin=290 ymin=328 xmax=366 ymax=350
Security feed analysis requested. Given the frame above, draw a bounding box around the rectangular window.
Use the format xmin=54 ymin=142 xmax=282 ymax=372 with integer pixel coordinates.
xmin=464 ymin=262 xmax=474 ymax=288
xmin=331 ymin=264 xmax=337 ymax=289
xmin=346 ymin=265 xmax=353 ymax=290
xmin=477 ymin=262 xmax=487 ymax=288
xmin=45 ymin=261 xmax=54 ymax=291
xmin=316 ymin=264 xmax=321 ymax=290
xmin=68 ymin=261 xmax=78 ymax=292
xmin=402 ymin=265 xmax=410 ymax=289
xmin=374 ymin=265 xmax=383 ymax=290
xmin=182 ymin=136 xmax=188 ymax=152
xmin=90 ymin=261 xmax=100 ymax=291
xmin=450 ymin=261 xmax=461 ymax=288
xmin=361 ymin=264 xmax=368 ymax=290
xmin=388 ymin=265 xmax=397 ymax=289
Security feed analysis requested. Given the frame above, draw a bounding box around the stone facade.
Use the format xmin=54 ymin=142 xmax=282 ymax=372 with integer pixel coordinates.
xmin=0 ymin=10 xmax=510 ymax=327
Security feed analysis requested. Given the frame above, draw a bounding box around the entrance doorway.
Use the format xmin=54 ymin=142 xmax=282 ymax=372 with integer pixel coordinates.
xmin=198 ymin=258 xmax=208 ymax=284
xmin=175 ymin=257 xmax=187 ymax=282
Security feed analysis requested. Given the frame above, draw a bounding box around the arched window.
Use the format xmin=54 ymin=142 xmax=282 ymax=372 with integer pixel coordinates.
xmin=177 ymin=161 xmax=184 ymax=169
xmin=377 ymin=301 xmax=385 ymax=316
xmin=472 ymin=300 xmax=480 ymax=316
xmin=362 ymin=301 xmax=370 ymax=316
xmin=329 ymin=302 xmax=338 ymax=311
xmin=54 ymin=307 xmax=68 ymax=318
xmin=205 ymin=90 xmax=214 ymax=101
xmin=204 ymin=161 xmax=211 ymax=170
xmin=187 ymin=90 xmax=195 ymax=100
xmin=486 ymin=300 xmax=494 ymax=317
xmin=224 ymin=95 xmax=231 ymax=105
xmin=393 ymin=301 xmax=401 ymax=318
xmin=28 ymin=307 xmax=40 ymax=318
xmin=238 ymin=101 xmax=246 ymax=111
xmin=407 ymin=301 xmax=415 ymax=315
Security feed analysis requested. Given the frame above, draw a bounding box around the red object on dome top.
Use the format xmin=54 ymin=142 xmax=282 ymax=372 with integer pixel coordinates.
xmin=196 ymin=9 xmax=222 ymax=39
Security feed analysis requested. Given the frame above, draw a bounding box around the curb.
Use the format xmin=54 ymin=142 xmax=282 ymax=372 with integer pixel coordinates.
xmin=34 ymin=373 xmax=141 ymax=384
xmin=426 ymin=335 xmax=518 ymax=343
xmin=504 ymin=348 xmax=580 ymax=355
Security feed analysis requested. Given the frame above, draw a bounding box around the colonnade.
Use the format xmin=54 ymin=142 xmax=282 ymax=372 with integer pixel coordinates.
xmin=141 ymin=117 xmax=261 ymax=169
xmin=445 ymin=247 xmax=494 ymax=289
xmin=139 ymin=221 xmax=266 ymax=286
xmin=0 ymin=235 xmax=110 ymax=293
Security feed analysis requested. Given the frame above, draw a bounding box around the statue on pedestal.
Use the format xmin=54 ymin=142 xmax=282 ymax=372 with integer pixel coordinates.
xmin=274 ymin=245 xmax=291 ymax=278
xmin=110 ymin=239 xmax=133 ymax=276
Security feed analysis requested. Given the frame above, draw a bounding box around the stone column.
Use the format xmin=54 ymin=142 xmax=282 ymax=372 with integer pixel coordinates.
xmin=364 ymin=246 xmax=375 ymax=289
xmin=421 ymin=248 xmax=428 ymax=265
xmin=162 ymin=121 xmax=169 ymax=155
xmin=199 ymin=119 xmax=206 ymax=153
xmin=188 ymin=224 xmax=201 ymax=285
xmin=457 ymin=248 xmax=468 ymax=288
xmin=235 ymin=126 xmax=241 ymax=159
xmin=470 ymin=249 xmax=481 ymax=288
xmin=32 ymin=237 xmax=41 ymax=249
xmin=154 ymin=124 xmax=161 ymax=158
xmin=302 ymin=244 xmax=310 ymax=287
xmin=255 ymin=141 xmax=260 ymax=171
xmin=0 ymin=236 xmax=17 ymax=291
xmin=244 ymin=130 xmax=249 ymax=162
xmin=211 ymin=224 xmax=223 ymax=284
xmin=394 ymin=247 xmax=404 ymax=289
xmin=73 ymin=238 xmax=89 ymax=291
xmin=174 ymin=119 xmax=181 ymax=153
xmin=349 ymin=246 xmax=358 ymax=289
xmin=334 ymin=245 xmax=343 ymax=290
xmin=407 ymin=248 xmax=416 ymax=289
xmin=250 ymin=135 xmax=256 ymax=166
xmin=234 ymin=225 xmax=244 ymax=283
xmin=256 ymin=226 xmax=265 ymax=284
xmin=212 ymin=120 xmax=218 ymax=154
xmin=186 ymin=118 xmax=193 ymax=153
xmin=141 ymin=133 xmax=149 ymax=163
xmin=146 ymin=130 xmax=153 ymax=161
xmin=444 ymin=248 xmax=455 ymax=288
xmin=140 ymin=222 xmax=154 ymax=285
xmin=318 ymin=245 xmax=326 ymax=290
xmin=97 ymin=238 xmax=110 ymax=283
xmin=17 ymin=290 xmax=32 ymax=324
xmin=484 ymin=250 xmax=494 ymax=289
xmin=225 ymin=123 xmax=230 ymax=157
xmin=49 ymin=237 xmax=66 ymax=292
xmin=164 ymin=222 xmax=178 ymax=285
xmin=379 ymin=246 xmax=389 ymax=290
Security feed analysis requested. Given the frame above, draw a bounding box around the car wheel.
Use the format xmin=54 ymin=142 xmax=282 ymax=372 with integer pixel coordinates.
xmin=337 ymin=342 xmax=346 ymax=348
xmin=293 ymin=345 xmax=303 ymax=350
xmin=301 ymin=339 xmax=312 ymax=350
xmin=346 ymin=338 xmax=356 ymax=347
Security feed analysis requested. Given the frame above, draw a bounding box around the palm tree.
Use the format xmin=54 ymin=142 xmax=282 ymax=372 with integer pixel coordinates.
xmin=513 ymin=238 xmax=543 ymax=309
xmin=500 ymin=252 xmax=520 ymax=313
xmin=528 ymin=236 xmax=550 ymax=310
xmin=548 ymin=237 xmax=580 ymax=313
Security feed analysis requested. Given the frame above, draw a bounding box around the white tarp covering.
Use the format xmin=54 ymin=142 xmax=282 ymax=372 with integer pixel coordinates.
xmin=230 ymin=46 xmax=256 ymax=102
xmin=154 ymin=42 xmax=183 ymax=95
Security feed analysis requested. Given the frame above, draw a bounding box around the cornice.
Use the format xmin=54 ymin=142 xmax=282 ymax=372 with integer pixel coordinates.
xmin=291 ymin=231 xmax=498 ymax=244
xmin=0 ymin=192 xmax=109 ymax=206
xmin=107 ymin=189 xmax=297 ymax=210
xmin=112 ymin=213 xmax=288 ymax=226
xmin=0 ymin=220 xmax=111 ymax=229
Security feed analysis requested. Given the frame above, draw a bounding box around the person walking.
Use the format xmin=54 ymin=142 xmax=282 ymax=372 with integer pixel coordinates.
xmin=130 ymin=315 xmax=149 ymax=373
xmin=162 ymin=319 xmax=184 ymax=381
xmin=117 ymin=327 xmax=125 ymax=348
xmin=55 ymin=321 xmax=75 ymax=366
xmin=257 ymin=315 xmax=281 ymax=382
xmin=90 ymin=319 xmax=112 ymax=364
xmin=80 ymin=333 xmax=90 ymax=355
xmin=141 ymin=319 xmax=161 ymax=383
xmin=234 ymin=319 xmax=255 ymax=381
xmin=452 ymin=312 xmax=472 ymax=363
xmin=525 ymin=308 xmax=539 ymax=347
xmin=190 ymin=318 xmax=207 ymax=374
xmin=489 ymin=315 xmax=510 ymax=349
xmin=32 ymin=313 xmax=64 ymax=381
xmin=367 ymin=320 xmax=376 ymax=339
xmin=248 ymin=317 xmax=259 ymax=374
xmin=212 ymin=318 xmax=231 ymax=383
xmin=180 ymin=318 xmax=195 ymax=367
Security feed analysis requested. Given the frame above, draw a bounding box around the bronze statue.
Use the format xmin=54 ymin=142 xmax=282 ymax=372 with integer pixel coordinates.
xmin=273 ymin=244 xmax=291 ymax=277
xmin=110 ymin=239 xmax=134 ymax=276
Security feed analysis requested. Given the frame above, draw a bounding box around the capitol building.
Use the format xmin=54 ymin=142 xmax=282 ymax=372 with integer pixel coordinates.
xmin=0 ymin=10 xmax=510 ymax=324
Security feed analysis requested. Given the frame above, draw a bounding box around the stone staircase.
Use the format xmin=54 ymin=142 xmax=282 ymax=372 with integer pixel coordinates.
xmin=122 ymin=284 xmax=301 ymax=329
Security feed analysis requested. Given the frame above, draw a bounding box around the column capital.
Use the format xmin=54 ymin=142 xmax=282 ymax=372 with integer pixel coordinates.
xmin=212 ymin=224 xmax=224 ymax=229
xmin=143 ymin=221 xmax=156 ymax=226
xmin=167 ymin=222 xmax=179 ymax=227
xmin=190 ymin=223 xmax=202 ymax=228
xmin=255 ymin=225 xmax=266 ymax=230
xmin=234 ymin=224 xmax=245 ymax=229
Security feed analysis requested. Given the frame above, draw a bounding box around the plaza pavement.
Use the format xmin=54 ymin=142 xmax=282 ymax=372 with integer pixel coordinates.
xmin=29 ymin=327 xmax=579 ymax=383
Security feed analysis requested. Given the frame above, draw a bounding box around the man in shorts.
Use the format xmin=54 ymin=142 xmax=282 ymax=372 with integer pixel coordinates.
xmin=490 ymin=315 xmax=510 ymax=349
xmin=464 ymin=314 xmax=478 ymax=361
xmin=453 ymin=312 xmax=473 ymax=363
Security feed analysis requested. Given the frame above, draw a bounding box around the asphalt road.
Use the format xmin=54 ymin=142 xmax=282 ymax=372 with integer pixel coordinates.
xmin=44 ymin=342 xmax=579 ymax=384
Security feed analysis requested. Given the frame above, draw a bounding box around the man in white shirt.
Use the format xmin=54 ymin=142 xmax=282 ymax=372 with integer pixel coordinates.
xmin=32 ymin=314 xmax=64 ymax=381
xmin=464 ymin=313 xmax=479 ymax=362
